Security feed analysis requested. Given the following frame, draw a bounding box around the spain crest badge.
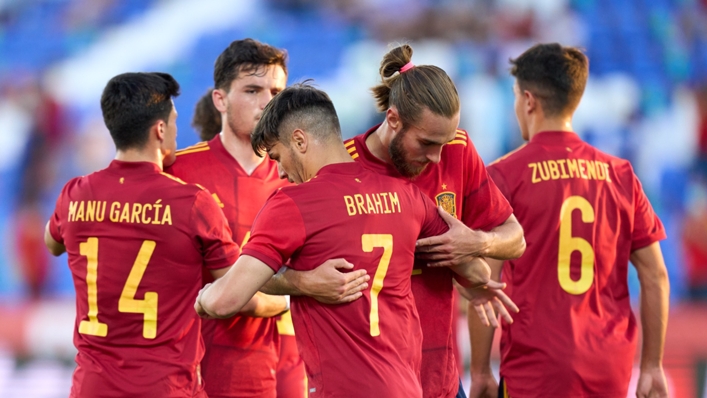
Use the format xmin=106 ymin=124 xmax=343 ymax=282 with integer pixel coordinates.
xmin=435 ymin=191 xmax=457 ymax=218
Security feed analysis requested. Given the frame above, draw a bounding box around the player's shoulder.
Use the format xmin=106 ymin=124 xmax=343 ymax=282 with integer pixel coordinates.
xmin=176 ymin=141 xmax=211 ymax=156
xmin=59 ymin=166 xmax=114 ymax=195
xmin=155 ymin=172 xmax=210 ymax=198
xmin=344 ymin=135 xmax=362 ymax=160
xmin=172 ymin=141 xmax=213 ymax=163
xmin=487 ymin=144 xmax=529 ymax=173
xmin=584 ymin=144 xmax=636 ymax=180
xmin=442 ymin=129 xmax=470 ymax=154
xmin=166 ymin=141 xmax=217 ymax=175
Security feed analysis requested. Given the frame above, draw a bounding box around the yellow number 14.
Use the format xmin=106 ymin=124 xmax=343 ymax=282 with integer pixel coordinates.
xmin=78 ymin=238 xmax=158 ymax=339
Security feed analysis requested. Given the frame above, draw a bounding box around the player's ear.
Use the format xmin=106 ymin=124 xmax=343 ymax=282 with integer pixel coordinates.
xmin=154 ymin=120 xmax=166 ymax=143
xmin=212 ymin=88 xmax=228 ymax=114
xmin=385 ymin=106 xmax=401 ymax=131
xmin=291 ymin=129 xmax=307 ymax=153
xmin=524 ymin=90 xmax=537 ymax=114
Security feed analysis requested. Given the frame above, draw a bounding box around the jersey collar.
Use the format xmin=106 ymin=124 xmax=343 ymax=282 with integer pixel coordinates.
xmin=529 ymin=131 xmax=583 ymax=146
xmin=108 ymin=160 xmax=162 ymax=174
xmin=315 ymin=162 xmax=363 ymax=177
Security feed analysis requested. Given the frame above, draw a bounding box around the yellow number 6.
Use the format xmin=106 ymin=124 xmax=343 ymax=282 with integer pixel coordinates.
xmin=558 ymin=196 xmax=595 ymax=295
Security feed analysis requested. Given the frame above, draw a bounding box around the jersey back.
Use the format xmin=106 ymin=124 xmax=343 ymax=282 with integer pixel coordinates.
xmin=243 ymin=162 xmax=449 ymax=398
xmin=346 ymin=127 xmax=513 ymax=398
xmin=166 ymin=136 xmax=289 ymax=397
xmin=49 ymin=160 xmax=239 ymax=398
xmin=487 ymin=131 xmax=666 ymax=398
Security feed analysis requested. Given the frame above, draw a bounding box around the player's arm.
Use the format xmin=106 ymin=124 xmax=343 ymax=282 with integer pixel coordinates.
xmin=631 ymin=242 xmax=670 ymax=398
xmin=43 ymin=221 xmax=65 ymax=256
xmin=196 ymin=255 xmax=276 ymax=319
xmin=466 ymin=257 xmax=504 ymax=398
xmin=260 ymin=260 xmax=370 ymax=305
xmin=416 ymin=210 xmax=525 ymax=267
xmin=209 ymin=265 xmax=288 ymax=317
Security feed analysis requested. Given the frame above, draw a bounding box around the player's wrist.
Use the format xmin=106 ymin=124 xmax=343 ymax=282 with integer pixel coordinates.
xmin=639 ymin=360 xmax=664 ymax=372
xmin=470 ymin=366 xmax=494 ymax=378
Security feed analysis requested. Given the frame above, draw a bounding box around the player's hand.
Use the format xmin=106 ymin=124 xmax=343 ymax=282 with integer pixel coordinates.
xmin=416 ymin=207 xmax=491 ymax=267
xmin=635 ymin=366 xmax=669 ymax=398
xmin=289 ymin=259 xmax=369 ymax=304
xmin=194 ymin=283 xmax=215 ymax=319
xmin=468 ymin=372 xmax=499 ymax=398
xmin=455 ymin=280 xmax=518 ymax=328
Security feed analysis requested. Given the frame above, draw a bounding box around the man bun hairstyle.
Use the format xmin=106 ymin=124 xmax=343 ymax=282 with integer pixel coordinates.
xmin=371 ymin=44 xmax=460 ymax=128
xmin=510 ymin=43 xmax=589 ymax=117
xmin=100 ymin=72 xmax=180 ymax=151
xmin=252 ymin=81 xmax=341 ymax=156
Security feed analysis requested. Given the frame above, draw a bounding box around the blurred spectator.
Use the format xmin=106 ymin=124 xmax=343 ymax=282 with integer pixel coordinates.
xmin=684 ymin=84 xmax=707 ymax=299
xmin=12 ymin=77 xmax=67 ymax=299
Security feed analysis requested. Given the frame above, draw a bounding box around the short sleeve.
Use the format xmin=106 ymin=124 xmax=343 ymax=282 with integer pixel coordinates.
xmin=630 ymin=172 xmax=667 ymax=251
xmin=486 ymin=163 xmax=511 ymax=202
xmin=460 ymin=142 xmax=513 ymax=231
xmin=418 ymin=188 xmax=450 ymax=239
xmin=241 ymin=190 xmax=307 ymax=273
xmin=49 ymin=184 xmax=68 ymax=244
xmin=191 ymin=189 xmax=241 ymax=270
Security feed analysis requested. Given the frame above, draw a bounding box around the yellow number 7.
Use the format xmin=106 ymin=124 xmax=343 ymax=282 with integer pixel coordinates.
xmin=361 ymin=234 xmax=393 ymax=337
xmin=78 ymin=238 xmax=158 ymax=339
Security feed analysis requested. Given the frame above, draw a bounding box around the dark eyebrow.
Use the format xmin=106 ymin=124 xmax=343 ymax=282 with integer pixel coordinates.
xmin=421 ymin=137 xmax=446 ymax=145
xmin=244 ymin=84 xmax=263 ymax=90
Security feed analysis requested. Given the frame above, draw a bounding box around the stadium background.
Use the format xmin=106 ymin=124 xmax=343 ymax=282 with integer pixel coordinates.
xmin=0 ymin=0 xmax=706 ymax=396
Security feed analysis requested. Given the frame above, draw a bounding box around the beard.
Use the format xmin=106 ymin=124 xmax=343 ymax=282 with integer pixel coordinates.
xmin=389 ymin=129 xmax=427 ymax=178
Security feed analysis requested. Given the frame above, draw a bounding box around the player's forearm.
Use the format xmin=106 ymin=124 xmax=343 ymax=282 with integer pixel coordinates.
xmin=260 ymin=268 xmax=302 ymax=296
xmin=482 ymin=215 xmax=525 ymax=260
xmin=468 ymin=300 xmax=496 ymax=375
xmin=450 ymin=257 xmax=491 ymax=288
xmin=468 ymin=257 xmax=503 ymax=374
xmin=632 ymin=243 xmax=670 ymax=370
xmin=239 ymin=292 xmax=289 ymax=317
xmin=638 ymin=268 xmax=669 ymax=369
xmin=199 ymin=282 xmax=243 ymax=319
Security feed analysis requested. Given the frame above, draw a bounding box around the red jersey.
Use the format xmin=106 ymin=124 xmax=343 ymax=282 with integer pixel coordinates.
xmin=346 ymin=127 xmax=513 ymax=398
xmin=487 ymin=131 xmax=667 ymax=398
xmin=49 ymin=160 xmax=239 ymax=398
xmin=165 ymin=135 xmax=288 ymax=398
xmin=243 ymin=162 xmax=449 ymax=398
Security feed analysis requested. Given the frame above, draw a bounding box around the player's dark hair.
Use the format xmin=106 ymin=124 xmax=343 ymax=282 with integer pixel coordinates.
xmin=192 ymin=88 xmax=221 ymax=141
xmin=100 ymin=72 xmax=180 ymax=151
xmin=371 ymin=44 xmax=459 ymax=127
xmin=214 ymin=38 xmax=288 ymax=91
xmin=252 ymin=81 xmax=341 ymax=156
xmin=510 ymin=43 xmax=588 ymax=117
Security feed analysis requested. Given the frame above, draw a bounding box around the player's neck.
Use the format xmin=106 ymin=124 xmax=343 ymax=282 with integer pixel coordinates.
xmin=220 ymin=131 xmax=265 ymax=175
xmin=304 ymin=143 xmax=355 ymax=180
xmin=114 ymin=148 xmax=163 ymax=170
xmin=365 ymin=122 xmax=394 ymax=165
xmin=528 ymin=116 xmax=574 ymax=140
